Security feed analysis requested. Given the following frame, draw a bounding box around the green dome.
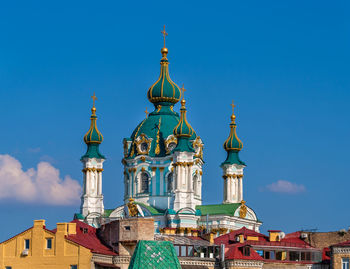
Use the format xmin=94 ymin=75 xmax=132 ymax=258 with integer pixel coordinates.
xmin=173 ymin=99 xmax=195 ymax=138
xmin=81 ymin=106 xmax=105 ymax=160
xmin=126 ymin=106 xmax=196 ymax=158
xmin=147 ymin=48 xmax=182 ymax=106
xmin=222 ymin=113 xmax=245 ymax=165
xmin=84 ymin=107 xmax=103 ymax=144
xmin=173 ymin=99 xmax=196 ymax=153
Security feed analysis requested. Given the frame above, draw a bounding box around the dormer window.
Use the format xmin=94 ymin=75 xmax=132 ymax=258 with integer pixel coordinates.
xmin=243 ymin=246 xmax=250 ymax=256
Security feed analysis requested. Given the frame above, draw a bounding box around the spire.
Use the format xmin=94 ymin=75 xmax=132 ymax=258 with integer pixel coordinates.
xmin=81 ymin=93 xmax=105 ymax=160
xmin=222 ymin=101 xmax=244 ymax=165
xmin=147 ymin=26 xmax=182 ymax=107
xmin=173 ymin=85 xmax=195 ymax=152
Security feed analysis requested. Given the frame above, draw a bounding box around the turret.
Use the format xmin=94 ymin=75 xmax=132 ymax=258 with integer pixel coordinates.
xmin=172 ymin=88 xmax=198 ymax=210
xmin=221 ymin=101 xmax=245 ymax=204
xmin=80 ymin=93 xmax=105 ymax=224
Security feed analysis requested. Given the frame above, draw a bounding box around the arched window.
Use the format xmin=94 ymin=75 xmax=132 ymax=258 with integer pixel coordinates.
xmin=193 ymin=174 xmax=198 ymax=195
xmin=141 ymin=172 xmax=149 ymax=193
xmin=167 ymin=172 xmax=173 ymax=193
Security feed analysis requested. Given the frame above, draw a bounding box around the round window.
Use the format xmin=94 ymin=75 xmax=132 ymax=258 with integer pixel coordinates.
xmin=141 ymin=142 xmax=148 ymax=152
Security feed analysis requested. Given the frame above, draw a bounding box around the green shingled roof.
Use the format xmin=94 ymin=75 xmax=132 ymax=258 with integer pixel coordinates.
xmin=135 ymin=202 xmax=165 ymax=216
xmin=128 ymin=240 xmax=181 ymax=269
xmin=196 ymin=203 xmax=241 ymax=217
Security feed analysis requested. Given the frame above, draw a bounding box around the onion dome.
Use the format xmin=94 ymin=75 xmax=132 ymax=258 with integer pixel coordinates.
xmin=222 ymin=102 xmax=245 ymax=165
xmin=81 ymin=94 xmax=105 ymax=160
xmin=147 ymin=47 xmax=182 ymax=106
xmin=173 ymin=96 xmax=195 ymax=153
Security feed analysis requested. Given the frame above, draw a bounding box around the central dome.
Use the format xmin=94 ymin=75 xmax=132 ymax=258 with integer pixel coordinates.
xmin=147 ymin=48 xmax=182 ymax=106
xmin=125 ymin=48 xmax=197 ymax=158
xmin=127 ymin=106 xmax=196 ymax=158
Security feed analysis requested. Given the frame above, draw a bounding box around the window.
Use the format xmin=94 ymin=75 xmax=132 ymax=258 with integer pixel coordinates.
xmin=256 ymin=250 xmax=264 ymax=257
xmin=174 ymin=245 xmax=180 ymax=256
xmin=188 ymin=246 xmax=194 ymax=257
xmin=70 ymin=265 xmax=78 ymax=269
xmin=124 ymin=226 xmax=131 ymax=231
xmin=342 ymin=258 xmax=349 ymax=269
xmin=276 ymin=251 xmax=287 ymax=261
xmin=141 ymin=173 xmax=149 ymax=193
xmin=180 ymin=246 xmax=186 ymax=257
xmin=24 ymin=239 xmax=30 ymax=250
xmin=141 ymin=142 xmax=148 ymax=152
xmin=289 ymin=251 xmax=299 ymax=261
xmin=167 ymin=173 xmax=173 ymax=193
xmin=46 ymin=238 xmax=52 ymax=249
xmin=243 ymin=246 xmax=250 ymax=256
xmin=5 ymin=267 xmax=12 ymax=269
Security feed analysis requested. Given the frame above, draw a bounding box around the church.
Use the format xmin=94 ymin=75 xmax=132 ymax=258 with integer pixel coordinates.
xmin=75 ymin=30 xmax=262 ymax=236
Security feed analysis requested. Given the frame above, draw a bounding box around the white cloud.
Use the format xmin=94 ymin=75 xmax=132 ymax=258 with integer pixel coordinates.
xmin=0 ymin=154 xmax=81 ymax=205
xmin=265 ymin=180 xmax=306 ymax=194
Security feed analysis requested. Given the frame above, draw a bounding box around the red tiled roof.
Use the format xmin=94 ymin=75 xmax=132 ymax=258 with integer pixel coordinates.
xmin=215 ymin=227 xmax=314 ymax=250
xmin=215 ymin=227 xmax=267 ymax=245
xmin=225 ymin=243 xmax=263 ymax=260
xmin=66 ymin=220 xmax=117 ymax=256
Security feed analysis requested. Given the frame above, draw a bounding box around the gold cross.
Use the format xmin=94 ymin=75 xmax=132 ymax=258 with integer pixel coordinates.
xmin=180 ymin=84 xmax=186 ymax=100
xmin=145 ymin=107 xmax=149 ymax=117
xmin=91 ymin=92 xmax=97 ymax=108
xmin=161 ymin=25 xmax=168 ymax=48
xmin=230 ymin=100 xmax=235 ymax=114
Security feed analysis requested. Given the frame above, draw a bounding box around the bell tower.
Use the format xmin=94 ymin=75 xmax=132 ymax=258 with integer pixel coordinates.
xmin=221 ymin=101 xmax=245 ymax=204
xmin=80 ymin=93 xmax=105 ymax=220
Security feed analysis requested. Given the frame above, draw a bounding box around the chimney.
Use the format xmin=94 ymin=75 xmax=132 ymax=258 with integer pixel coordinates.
xmin=56 ymin=223 xmax=68 ymax=235
xmin=268 ymin=230 xmax=281 ymax=242
xmin=33 ymin=219 xmax=46 ymax=228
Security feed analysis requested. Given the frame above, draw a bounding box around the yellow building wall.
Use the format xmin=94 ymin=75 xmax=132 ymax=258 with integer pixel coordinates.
xmin=0 ymin=220 xmax=93 ymax=269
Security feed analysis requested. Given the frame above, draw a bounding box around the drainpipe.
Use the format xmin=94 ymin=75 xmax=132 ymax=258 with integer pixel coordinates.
xmin=220 ymin=243 xmax=225 ymax=269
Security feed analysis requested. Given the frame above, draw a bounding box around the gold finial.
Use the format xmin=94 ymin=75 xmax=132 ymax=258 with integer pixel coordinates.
xmin=145 ymin=107 xmax=149 ymax=117
xmin=180 ymin=84 xmax=186 ymax=107
xmin=230 ymin=100 xmax=236 ymax=123
xmin=161 ymin=25 xmax=168 ymax=48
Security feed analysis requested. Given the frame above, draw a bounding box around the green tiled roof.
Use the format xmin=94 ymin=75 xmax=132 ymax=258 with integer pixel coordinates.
xmin=196 ymin=203 xmax=241 ymax=217
xmin=128 ymin=240 xmax=181 ymax=269
xmin=135 ymin=202 xmax=165 ymax=216
xmin=74 ymin=213 xmax=85 ymax=220
xmin=103 ymin=209 xmax=114 ymax=217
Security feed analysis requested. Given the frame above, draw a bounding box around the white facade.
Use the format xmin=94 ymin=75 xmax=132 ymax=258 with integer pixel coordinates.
xmin=81 ymin=157 xmax=105 ymax=220
xmin=222 ymin=163 xmax=245 ymax=204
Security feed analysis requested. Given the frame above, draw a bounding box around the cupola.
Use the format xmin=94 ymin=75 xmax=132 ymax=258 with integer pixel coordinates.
xmin=173 ymin=88 xmax=195 ymax=152
xmin=147 ymin=27 xmax=181 ymax=107
xmin=222 ymin=101 xmax=244 ymax=165
xmin=81 ymin=93 xmax=105 ymax=160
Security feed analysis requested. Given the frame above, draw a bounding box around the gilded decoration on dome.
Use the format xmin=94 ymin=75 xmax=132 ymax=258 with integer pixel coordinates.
xmin=154 ymin=118 xmax=162 ymax=155
xmin=135 ymin=134 xmax=152 ymax=155
xmin=164 ymin=134 xmax=178 ymax=154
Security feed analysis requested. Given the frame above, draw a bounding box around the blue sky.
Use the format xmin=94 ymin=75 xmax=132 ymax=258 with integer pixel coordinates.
xmin=0 ymin=0 xmax=349 ymax=241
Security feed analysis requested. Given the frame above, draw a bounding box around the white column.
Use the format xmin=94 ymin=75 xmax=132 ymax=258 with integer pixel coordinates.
xmin=187 ymin=164 xmax=193 ymax=192
xmin=98 ymin=170 xmax=102 ymax=195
